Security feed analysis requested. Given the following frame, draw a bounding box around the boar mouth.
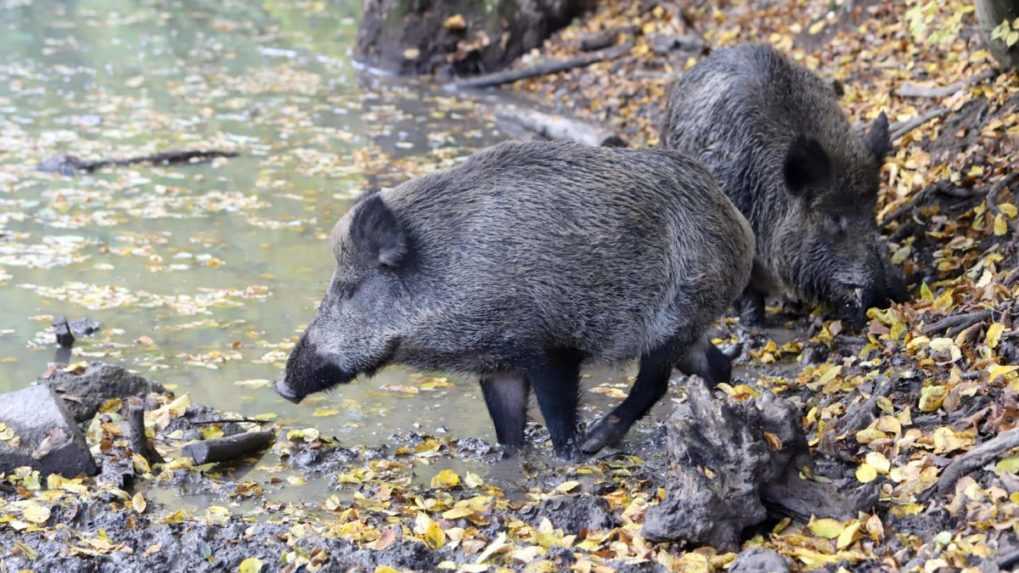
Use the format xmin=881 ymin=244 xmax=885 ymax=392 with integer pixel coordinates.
xmin=275 ymin=379 xmax=305 ymax=404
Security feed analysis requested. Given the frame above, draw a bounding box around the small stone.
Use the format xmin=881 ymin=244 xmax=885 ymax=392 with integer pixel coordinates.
xmin=729 ymin=548 xmax=791 ymax=573
xmin=0 ymin=385 xmax=97 ymax=477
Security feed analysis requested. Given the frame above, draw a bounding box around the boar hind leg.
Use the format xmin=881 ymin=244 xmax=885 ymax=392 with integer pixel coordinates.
xmin=675 ymin=337 xmax=732 ymax=387
xmin=580 ymin=341 xmax=676 ymax=455
xmin=480 ymin=373 xmax=530 ymax=454
xmin=526 ymin=349 xmax=583 ymax=459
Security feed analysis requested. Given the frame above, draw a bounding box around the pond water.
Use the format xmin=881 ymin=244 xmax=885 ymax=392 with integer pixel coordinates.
xmin=0 ymin=0 xmax=642 ymax=463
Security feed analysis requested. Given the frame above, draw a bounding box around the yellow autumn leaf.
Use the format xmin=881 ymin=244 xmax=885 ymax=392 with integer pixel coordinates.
xmin=996 ymin=456 xmax=1019 ymax=475
xmin=918 ymin=385 xmax=947 ymax=412
xmin=430 ymin=469 xmax=461 ymax=489
xmin=856 ymin=463 xmax=878 ymax=483
xmin=989 ymin=364 xmax=1019 ymax=382
xmin=994 ymin=213 xmax=1008 ymax=236
xmin=238 ymin=557 xmax=264 ymax=573
xmin=554 ymin=480 xmax=580 ymax=494
xmin=313 ymin=408 xmax=340 ymax=417
xmin=413 ymin=513 xmax=446 ymax=549
xmin=809 ymin=518 xmax=844 ymax=539
xmin=865 ymin=452 xmax=891 ymax=474
xmin=1000 ymin=202 xmax=1018 ymax=218
xmin=21 ymin=502 xmax=51 ymax=524
xmin=837 ymin=520 xmax=862 ymax=549
xmin=932 ymin=427 xmax=973 ymax=454
xmin=986 ymin=322 xmax=1006 ymax=349
xmin=132 ymin=492 xmax=147 ymax=514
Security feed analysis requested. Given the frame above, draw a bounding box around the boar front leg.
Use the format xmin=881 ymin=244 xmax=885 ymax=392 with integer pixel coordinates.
xmin=736 ymin=287 xmax=767 ymax=326
xmin=580 ymin=340 xmax=676 ymax=455
xmin=480 ymin=373 xmax=530 ymax=455
xmin=526 ymin=349 xmax=583 ymax=459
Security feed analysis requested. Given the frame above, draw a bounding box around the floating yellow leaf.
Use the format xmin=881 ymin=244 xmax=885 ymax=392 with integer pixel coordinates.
xmin=464 ymin=471 xmax=484 ymax=488
xmin=238 ymin=558 xmax=264 ymax=573
xmin=205 ymin=505 xmax=231 ymax=526
xmin=313 ymin=408 xmax=340 ymax=417
xmin=430 ymin=469 xmax=461 ymax=489
xmin=856 ymin=463 xmax=878 ymax=483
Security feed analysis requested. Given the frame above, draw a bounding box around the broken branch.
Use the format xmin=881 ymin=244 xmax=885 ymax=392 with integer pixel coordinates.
xmin=182 ymin=431 xmax=275 ymax=465
xmin=447 ymin=41 xmax=632 ymax=91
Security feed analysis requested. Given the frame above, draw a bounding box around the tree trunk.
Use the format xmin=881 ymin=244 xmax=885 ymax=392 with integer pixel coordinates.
xmin=976 ymin=0 xmax=1019 ymax=71
xmin=356 ymin=0 xmax=591 ymax=77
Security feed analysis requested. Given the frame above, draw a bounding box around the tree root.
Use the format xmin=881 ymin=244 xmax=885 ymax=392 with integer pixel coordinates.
xmin=921 ymin=310 xmax=992 ymax=336
xmin=127 ymin=402 xmax=164 ymax=465
xmin=38 ymin=149 xmax=238 ymax=175
xmin=895 ymin=68 xmax=998 ymax=98
xmin=447 ymin=41 xmax=633 ymax=91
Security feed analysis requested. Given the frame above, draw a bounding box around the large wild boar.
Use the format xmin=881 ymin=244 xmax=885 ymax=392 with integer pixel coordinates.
xmin=661 ymin=43 xmax=907 ymax=326
xmin=276 ymin=141 xmax=754 ymax=457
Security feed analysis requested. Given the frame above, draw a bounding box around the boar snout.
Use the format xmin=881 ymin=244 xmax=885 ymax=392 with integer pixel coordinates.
xmin=277 ymin=334 xmax=353 ymax=403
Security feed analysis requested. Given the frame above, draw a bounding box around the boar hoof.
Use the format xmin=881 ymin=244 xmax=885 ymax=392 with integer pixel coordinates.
xmin=580 ymin=415 xmax=627 ymax=454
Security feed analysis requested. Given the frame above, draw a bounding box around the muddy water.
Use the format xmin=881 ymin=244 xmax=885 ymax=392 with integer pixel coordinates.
xmin=0 ymin=0 xmax=663 ymax=493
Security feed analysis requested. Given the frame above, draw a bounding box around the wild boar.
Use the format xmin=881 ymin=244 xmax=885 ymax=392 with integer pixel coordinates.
xmin=276 ymin=141 xmax=754 ymax=457
xmin=661 ymin=43 xmax=907 ymax=326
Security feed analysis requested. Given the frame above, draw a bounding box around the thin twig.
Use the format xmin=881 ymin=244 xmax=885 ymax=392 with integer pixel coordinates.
xmin=889 ymin=107 xmax=949 ymax=141
xmin=127 ymin=402 xmax=165 ymax=465
xmin=922 ymin=310 xmax=992 ymax=336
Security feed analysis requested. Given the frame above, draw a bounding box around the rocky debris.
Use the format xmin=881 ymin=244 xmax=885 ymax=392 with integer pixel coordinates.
xmin=642 ymin=377 xmax=877 ymax=550
xmin=41 ymin=362 xmax=165 ymax=423
xmin=356 ymin=0 xmax=591 ymax=77
xmin=0 ymin=385 xmax=97 ymax=477
xmin=524 ymin=494 xmax=617 ymax=534
xmin=730 ymin=548 xmax=791 ymax=573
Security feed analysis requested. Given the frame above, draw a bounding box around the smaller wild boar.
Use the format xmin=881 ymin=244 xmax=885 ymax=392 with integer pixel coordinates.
xmin=661 ymin=43 xmax=907 ymax=327
xmin=276 ymin=142 xmax=754 ymax=457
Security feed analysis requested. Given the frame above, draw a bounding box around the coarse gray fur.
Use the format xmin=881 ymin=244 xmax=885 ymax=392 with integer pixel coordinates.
xmin=661 ymin=43 xmax=906 ymax=325
xmin=278 ymin=141 xmax=754 ymax=454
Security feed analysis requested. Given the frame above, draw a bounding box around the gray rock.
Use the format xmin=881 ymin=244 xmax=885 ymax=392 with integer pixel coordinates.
xmin=730 ymin=549 xmax=791 ymax=573
xmin=41 ymin=362 xmax=165 ymax=423
xmin=0 ymin=385 xmax=97 ymax=477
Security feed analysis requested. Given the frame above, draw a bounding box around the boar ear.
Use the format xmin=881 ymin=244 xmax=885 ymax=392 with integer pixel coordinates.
xmin=350 ymin=194 xmax=408 ymax=269
xmin=783 ymin=135 xmax=832 ymax=198
xmin=864 ymin=112 xmax=892 ymax=161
